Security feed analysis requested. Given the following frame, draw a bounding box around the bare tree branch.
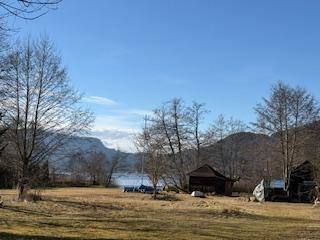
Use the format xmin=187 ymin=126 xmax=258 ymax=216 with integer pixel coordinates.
xmin=0 ymin=0 xmax=61 ymax=20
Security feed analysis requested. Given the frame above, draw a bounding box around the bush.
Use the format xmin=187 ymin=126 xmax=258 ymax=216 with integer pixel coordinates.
xmin=219 ymin=207 xmax=243 ymax=217
xmin=164 ymin=185 xmax=179 ymax=193
xmin=153 ymin=193 xmax=180 ymax=201
xmin=25 ymin=190 xmax=43 ymax=202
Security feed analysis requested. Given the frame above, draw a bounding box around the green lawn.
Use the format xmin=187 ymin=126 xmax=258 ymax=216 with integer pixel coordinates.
xmin=0 ymin=188 xmax=319 ymax=239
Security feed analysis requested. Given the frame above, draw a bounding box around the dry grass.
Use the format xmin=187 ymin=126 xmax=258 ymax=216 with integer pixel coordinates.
xmin=0 ymin=188 xmax=319 ymax=239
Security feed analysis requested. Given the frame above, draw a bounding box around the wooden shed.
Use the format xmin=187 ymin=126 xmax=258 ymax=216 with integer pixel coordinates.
xmin=263 ymin=161 xmax=318 ymax=202
xmin=289 ymin=161 xmax=318 ymax=202
xmin=187 ymin=164 xmax=236 ymax=196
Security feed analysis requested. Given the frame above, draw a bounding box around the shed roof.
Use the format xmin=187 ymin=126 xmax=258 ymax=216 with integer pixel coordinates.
xmin=291 ymin=160 xmax=316 ymax=181
xmin=187 ymin=164 xmax=234 ymax=181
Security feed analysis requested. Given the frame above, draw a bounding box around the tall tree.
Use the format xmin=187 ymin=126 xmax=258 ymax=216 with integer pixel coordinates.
xmin=0 ymin=112 xmax=7 ymax=155
xmin=152 ymin=99 xmax=190 ymax=190
xmin=0 ymin=36 xmax=93 ymax=200
xmin=186 ymin=101 xmax=209 ymax=168
xmin=68 ymin=151 xmax=86 ymax=184
xmin=138 ymin=99 xmax=208 ymax=191
xmin=208 ymin=114 xmax=229 ymax=175
xmin=254 ymin=81 xmax=320 ymax=189
xmin=86 ymin=151 xmax=107 ymax=185
xmin=135 ymin=116 xmax=165 ymax=198
xmin=105 ymin=149 xmax=126 ymax=187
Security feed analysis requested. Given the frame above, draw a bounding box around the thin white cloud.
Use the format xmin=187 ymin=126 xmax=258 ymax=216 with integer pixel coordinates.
xmin=83 ymin=96 xmax=118 ymax=106
xmin=91 ymin=114 xmax=145 ymax=153
xmin=114 ymin=109 xmax=153 ymax=116
xmin=82 ymin=95 xmax=153 ymax=152
xmin=91 ymin=113 xmax=141 ymax=152
xmin=94 ymin=115 xmax=141 ymax=132
xmin=90 ymin=129 xmax=137 ymax=153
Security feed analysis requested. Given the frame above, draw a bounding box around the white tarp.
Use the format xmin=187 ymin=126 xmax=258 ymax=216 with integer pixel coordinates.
xmin=253 ymin=180 xmax=265 ymax=202
xmin=191 ymin=191 xmax=205 ymax=198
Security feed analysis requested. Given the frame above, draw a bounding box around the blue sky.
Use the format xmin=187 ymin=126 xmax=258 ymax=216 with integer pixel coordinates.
xmin=10 ymin=0 xmax=320 ymax=152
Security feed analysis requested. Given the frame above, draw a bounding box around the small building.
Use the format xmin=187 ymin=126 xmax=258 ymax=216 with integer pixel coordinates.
xmin=256 ymin=161 xmax=318 ymax=203
xmin=187 ymin=164 xmax=237 ymax=196
xmin=289 ymin=160 xmax=318 ymax=202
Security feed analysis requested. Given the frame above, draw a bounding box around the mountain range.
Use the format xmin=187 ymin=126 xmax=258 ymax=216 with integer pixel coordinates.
xmin=51 ymin=121 xmax=319 ymax=180
xmin=51 ymin=136 xmax=138 ymax=172
xmin=57 ymin=132 xmax=278 ymax=178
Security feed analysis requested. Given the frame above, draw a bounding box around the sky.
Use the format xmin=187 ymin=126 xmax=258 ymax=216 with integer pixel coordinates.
xmin=8 ymin=0 xmax=320 ymax=152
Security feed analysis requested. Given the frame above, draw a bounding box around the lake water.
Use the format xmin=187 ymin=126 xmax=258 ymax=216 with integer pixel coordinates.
xmin=113 ymin=173 xmax=153 ymax=187
xmin=113 ymin=173 xmax=164 ymax=187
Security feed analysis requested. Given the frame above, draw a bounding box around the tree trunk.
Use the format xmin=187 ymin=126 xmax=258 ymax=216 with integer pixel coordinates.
xmin=18 ymin=163 xmax=29 ymax=201
xmin=152 ymin=182 xmax=157 ymax=199
xmin=105 ymin=171 xmax=113 ymax=187
xmin=18 ymin=179 xmax=28 ymax=201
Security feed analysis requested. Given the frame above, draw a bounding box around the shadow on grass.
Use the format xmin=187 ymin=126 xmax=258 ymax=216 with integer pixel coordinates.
xmin=168 ymin=206 xmax=320 ymax=225
xmin=2 ymin=206 xmax=52 ymax=217
xmin=8 ymin=197 xmax=319 ymax=225
xmin=154 ymin=193 xmax=181 ymax=201
xmin=0 ymin=232 xmax=117 ymax=240
xmin=45 ymin=198 xmax=124 ymax=211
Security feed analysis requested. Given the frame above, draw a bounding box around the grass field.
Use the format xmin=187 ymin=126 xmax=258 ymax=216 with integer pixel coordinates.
xmin=0 ymin=188 xmax=319 ymax=240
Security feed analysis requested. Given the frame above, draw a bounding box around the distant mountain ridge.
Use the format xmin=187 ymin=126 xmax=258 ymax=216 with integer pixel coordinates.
xmin=51 ymin=121 xmax=320 ymax=180
xmin=203 ymin=131 xmax=282 ymax=182
xmin=204 ymin=121 xmax=320 ymax=183
xmin=51 ymin=136 xmax=138 ymax=172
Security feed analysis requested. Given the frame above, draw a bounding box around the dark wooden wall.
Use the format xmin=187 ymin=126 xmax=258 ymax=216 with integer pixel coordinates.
xmin=189 ymin=176 xmax=233 ymax=195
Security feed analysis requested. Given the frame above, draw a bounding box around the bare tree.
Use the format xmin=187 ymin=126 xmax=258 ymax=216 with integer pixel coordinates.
xmin=86 ymin=151 xmax=107 ymax=185
xmin=68 ymin=151 xmax=86 ymax=184
xmin=226 ymin=117 xmax=248 ymax=179
xmin=152 ymin=106 xmax=179 ymax=188
xmin=207 ymin=114 xmax=247 ymax=178
xmin=254 ymin=81 xmax=320 ymax=189
xmin=170 ymin=98 xmax=189 ymax=189
xmin=0 ymin=112 xmax=7 ymax=155
xmin=151 ymin=99 xmax=191 ymax=191
xmin=0 ymin=0 xmax=61 ymax=40
xmin=105 ymin=149 xmax=127 ymax=187
xmin=67 ymin=151 xmax=108 ymax=186
xmin=208 ymin=114 xmax=229 ymax=174
xmin=136 ymin=99 xmax=209 ymax=192
xmin=135 ymin=116 xmax=165 ymax=198
xmin=0 ymin=36 xmax=93 ymax=200
xmin=186 ymin=101 xmax=209 ymax=168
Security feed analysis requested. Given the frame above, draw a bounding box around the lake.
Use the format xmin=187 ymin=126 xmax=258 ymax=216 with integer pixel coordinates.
xmin=113 ymin=173 xmax=163 ymax=187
